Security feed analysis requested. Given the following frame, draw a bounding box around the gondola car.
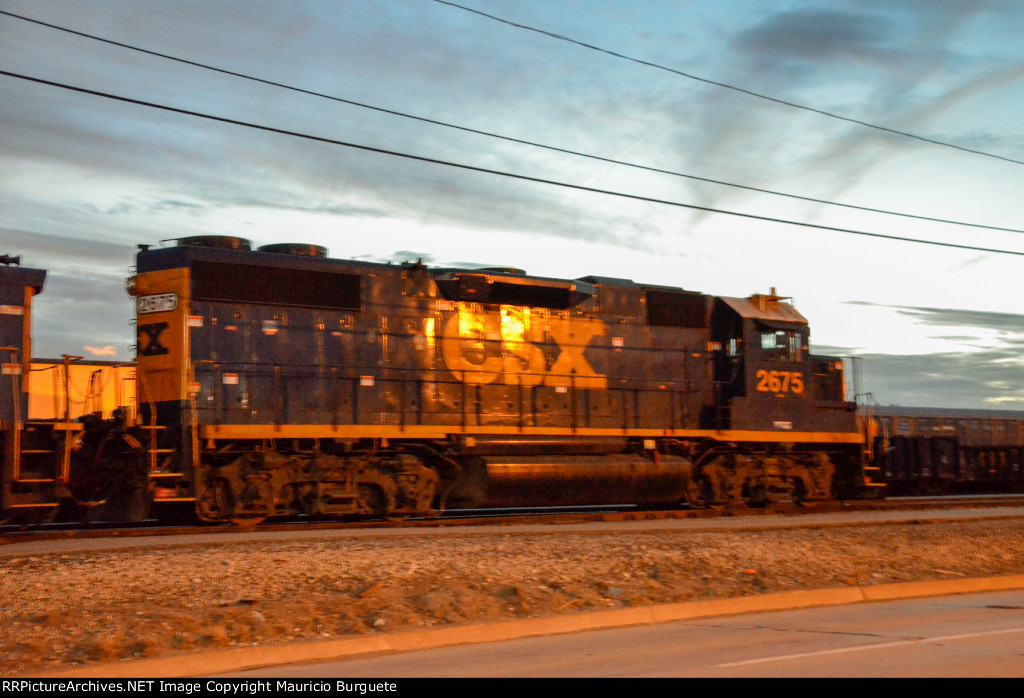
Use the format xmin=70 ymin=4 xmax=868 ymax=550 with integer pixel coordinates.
xmin=866 ymin=406 xmax=1024 ymax=493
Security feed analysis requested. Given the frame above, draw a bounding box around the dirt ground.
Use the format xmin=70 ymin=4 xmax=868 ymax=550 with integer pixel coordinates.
xmin=3 ymin=515 xmax=1024 ymax=676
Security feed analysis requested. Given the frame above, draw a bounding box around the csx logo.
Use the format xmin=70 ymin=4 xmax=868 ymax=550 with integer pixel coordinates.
xmin=137 ymin=322 xmax=169 ymax=357
xmin=441 ymin=309 xmax=607 ymax=389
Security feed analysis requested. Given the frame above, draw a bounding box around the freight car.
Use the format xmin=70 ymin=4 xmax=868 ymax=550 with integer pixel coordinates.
xmin=865 ymin=406 xmax=1024 ymax=494
xmin=3 ymin=237 xmax=866 ymax=523
xmin=0 ymin=256 xmax=57 ymax=522
xmin=0 ymin=258 xmax=139 ymax=521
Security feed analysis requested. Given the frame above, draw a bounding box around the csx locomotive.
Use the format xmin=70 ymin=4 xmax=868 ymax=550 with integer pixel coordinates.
xmin=0 ymin=235 xmax=885 ymax=523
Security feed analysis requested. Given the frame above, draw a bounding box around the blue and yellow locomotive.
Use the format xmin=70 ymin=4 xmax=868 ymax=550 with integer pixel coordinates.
xmin=3 ymin=237 xmax=865 ymax=523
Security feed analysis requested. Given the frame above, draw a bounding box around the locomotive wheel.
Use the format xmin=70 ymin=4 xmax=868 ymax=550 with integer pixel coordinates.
xmin=101 ymin=485 xmax=152 ymax=523
xmin=71 ymin=428 xmax=152 ymax=523
xmin=101 ymin=460 xmax=152 ymax=523
xmin=791 ymin=476 xmax=809 ymax=504
xmin=358 ymin=484 xmax=389 ymax=518
xmin=744 ymin=483 xmax=770 ymax=508
xmin=700 ymin=459 xmax=745 ymax=506
xmin=209 ymin=479 xmax=266 ymax=525
xmin=681 ymin=474 xmax=705 ymax=508
xmin=212 ymin=478 xmax=235 ymax=518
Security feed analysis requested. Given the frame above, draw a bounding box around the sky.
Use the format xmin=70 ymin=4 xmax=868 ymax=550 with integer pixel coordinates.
xmin=2 ymin=0 xmax=1024 ymax=409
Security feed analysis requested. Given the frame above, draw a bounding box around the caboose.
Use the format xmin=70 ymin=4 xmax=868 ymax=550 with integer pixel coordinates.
xmin=111 ymin=235 xmax=862 ymax=522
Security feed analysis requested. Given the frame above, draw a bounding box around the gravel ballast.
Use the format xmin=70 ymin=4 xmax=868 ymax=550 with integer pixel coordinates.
xmin=3 ymin=514 xmax=1024 ymax=676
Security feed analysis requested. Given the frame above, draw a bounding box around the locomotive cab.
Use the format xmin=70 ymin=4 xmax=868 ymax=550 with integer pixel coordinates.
xmin=711 ymin=290 xmax=855 ymax=433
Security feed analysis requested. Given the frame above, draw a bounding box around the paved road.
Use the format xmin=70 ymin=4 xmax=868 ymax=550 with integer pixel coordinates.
xmin=221 ymin=589 xmax=1024 ymax=677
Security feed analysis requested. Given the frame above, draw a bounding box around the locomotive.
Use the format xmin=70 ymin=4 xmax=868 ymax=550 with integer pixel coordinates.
xmin=4 ymin=236 xmax=872 ymax=523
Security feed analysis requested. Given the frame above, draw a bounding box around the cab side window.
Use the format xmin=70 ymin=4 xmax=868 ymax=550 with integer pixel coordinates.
xmin=760 ymin=330 xmax=803 ymax=362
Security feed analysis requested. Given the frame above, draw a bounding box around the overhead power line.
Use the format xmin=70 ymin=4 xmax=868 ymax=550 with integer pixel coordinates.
xmin=433 ymin=0 xmax=1024 ymax=169
xmin=1 ymin=9 xmax=1022 ymax=236
xmin=4 ymin=69 xmax=1024 ymax=259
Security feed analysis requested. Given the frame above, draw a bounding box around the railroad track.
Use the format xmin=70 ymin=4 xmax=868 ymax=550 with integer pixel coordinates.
xmin=3 ymin=493 xmax=1023 ymax=546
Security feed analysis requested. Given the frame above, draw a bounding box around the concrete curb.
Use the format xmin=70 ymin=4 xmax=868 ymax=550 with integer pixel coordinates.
xmin=32 ymin=574 xmax=1024 ymax=678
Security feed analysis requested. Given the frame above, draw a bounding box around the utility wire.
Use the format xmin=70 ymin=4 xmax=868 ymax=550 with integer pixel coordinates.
xmin=434 ymin=0 xmax=1024 ymax=169
xmin=2 ymin=9 xmax=1022 ymax=236
xmin=4 ymin=69 xmax=1024 ymax=259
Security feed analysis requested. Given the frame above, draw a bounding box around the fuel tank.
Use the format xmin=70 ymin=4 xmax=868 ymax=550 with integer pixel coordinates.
xmin=446 ymin=452 xmax=692 ymax=508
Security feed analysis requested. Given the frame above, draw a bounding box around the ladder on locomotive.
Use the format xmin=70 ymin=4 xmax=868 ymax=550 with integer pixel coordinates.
xmin=134 ymin=366 xmax=187 ymax=498
xmin=857 ymin=392 xmax=888 ymax=490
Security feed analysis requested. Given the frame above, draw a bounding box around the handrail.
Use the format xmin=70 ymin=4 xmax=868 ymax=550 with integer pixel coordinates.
xmin=2 ymin=346 xmax=22 ymax=480
xmin=186 ymin=361 xmax=726 ymax=433
xmin=59 ymin=354 xmax=83 ymax=483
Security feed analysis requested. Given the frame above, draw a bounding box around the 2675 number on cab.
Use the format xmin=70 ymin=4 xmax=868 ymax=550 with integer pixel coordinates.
xmin=756 ymin=369 xmax=804 ymax=394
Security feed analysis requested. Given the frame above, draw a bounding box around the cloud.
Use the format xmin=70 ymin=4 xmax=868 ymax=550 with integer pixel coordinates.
xmin=816 ymin=343 xmax=1024 ymax=408
xmin=734 ymin=9 xmax=891 ymax=77
xmin=824 ymin=302 xmax=1024 ymax=407
xmin=84 ymin=345 xmax=118 ymax=357
xmin=382 ymin=251 xmax=438 ymax=264
xmin=671 ymin=0 xmax=1024 ymax=227
xmin=1 ymin=0 xmax=700 ymax=257
xmin=846 ymin=301 xmax=1024 ymax=334
xmin=1 ymin=227 xmax=138 ymax=268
